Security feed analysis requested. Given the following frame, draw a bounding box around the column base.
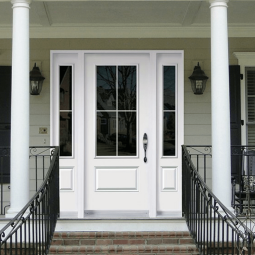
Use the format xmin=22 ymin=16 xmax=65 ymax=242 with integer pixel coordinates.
xmin=5 ymin=207 xmax=29 ymax=219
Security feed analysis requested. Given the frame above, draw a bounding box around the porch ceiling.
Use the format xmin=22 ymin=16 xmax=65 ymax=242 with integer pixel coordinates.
xmin=0 ymin=0 xmax=255 ymax=38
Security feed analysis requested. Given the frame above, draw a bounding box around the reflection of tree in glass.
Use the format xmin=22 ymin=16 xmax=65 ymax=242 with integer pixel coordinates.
xmin=167 ymin=113 xmax=175 ymax=131
xmin=118 ymin=66 xmax=136 ymax=150
xmin=164 ymin=66 xmax=175 ymax=110
xmin=97 ymin=66 xmax=116 ymax=91
xmin=97 ymin=66 xmax=137 ymax=151
xmin=118 ymin=66 xmax=136 ymax=110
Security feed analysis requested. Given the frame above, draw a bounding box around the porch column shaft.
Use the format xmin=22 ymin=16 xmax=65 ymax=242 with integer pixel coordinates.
xmin=210 ymin=0 xmax=231 ymax=208
xmin=7 ymin=0 xmax=31 ymax=216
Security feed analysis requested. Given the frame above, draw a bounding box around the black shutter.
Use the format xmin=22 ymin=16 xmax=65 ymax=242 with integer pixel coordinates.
xmin=229 ymin=65 xmax=242 ymax=183
xmin=0 ymin=66 xmax=11 ymax=183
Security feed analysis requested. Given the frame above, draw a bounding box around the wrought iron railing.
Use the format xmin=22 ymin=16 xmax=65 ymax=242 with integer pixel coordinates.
xmin=0 ymin=147 xmax=10 ymax=215
xmin=0 ymin=146 xmax=56 ymax=215
xmin=182 ymin=145 xmax=254 ymax=255
xmin=231 ymin=146 xmax=255 ymax=217
xmin=0 ymin=146 xmax=59 ymax=255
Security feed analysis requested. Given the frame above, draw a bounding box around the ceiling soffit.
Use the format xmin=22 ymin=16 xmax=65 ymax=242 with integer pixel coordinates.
xmin=0 ymin=0 xmax=255 ymax=38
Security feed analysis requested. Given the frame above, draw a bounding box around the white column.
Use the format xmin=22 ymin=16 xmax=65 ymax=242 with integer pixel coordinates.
xmin=6 ymin=0 xmax=31 ymax=217
xmin=210 ymin=0 xmax=232 ymax=209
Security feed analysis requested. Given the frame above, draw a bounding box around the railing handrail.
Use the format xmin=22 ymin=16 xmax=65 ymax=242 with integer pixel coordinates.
xmin=0 ymin=146 xmax=58 ymax=235
xmin=182 ymin=145 xmax=254 ymax=254
xmin=0 ymin=146 xmax=59 ymax=255
xmin=183 ymin=146 xmax=251 ymax=234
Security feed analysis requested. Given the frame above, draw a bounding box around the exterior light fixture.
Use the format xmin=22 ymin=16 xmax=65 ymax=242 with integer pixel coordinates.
xmin=30 ymin=63 xmax=45 ymax=95
xmin=189 ymin=62 xmax=209 ymax=95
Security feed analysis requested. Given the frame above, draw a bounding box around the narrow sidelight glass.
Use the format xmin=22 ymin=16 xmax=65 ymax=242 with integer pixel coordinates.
xmin=59 ymin=66 xmax=73 ymax=157
xmin=163 ymin=66 xmax=176 ymax=156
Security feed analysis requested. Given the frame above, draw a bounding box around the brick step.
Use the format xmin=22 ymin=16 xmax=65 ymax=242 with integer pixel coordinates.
xmin=52 ymin=231 xmax=193 ymax=240
xmin=49 ymin=231 xmax=199 ymax=254
xmin=49 ymin=244 xmax=199 ymax=254
xmin=52 ymin=232 xmax=194 ymax=246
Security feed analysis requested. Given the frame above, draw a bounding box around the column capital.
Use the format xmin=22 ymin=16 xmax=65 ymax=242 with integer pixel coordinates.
xmin=11 ymin=0 xmax=32 ymax=5
xmin=209 ymin=0 xmax=228 ymax=8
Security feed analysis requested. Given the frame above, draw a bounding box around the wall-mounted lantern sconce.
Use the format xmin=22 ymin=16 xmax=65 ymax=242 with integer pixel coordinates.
xmin=30 ymin=63 xmax=45 ymax=95
xmin=189 ymin=62 xmax=209 ymax=95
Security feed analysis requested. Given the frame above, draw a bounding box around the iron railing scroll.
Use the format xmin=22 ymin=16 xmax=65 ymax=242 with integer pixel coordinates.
xmin=182 ymin=145 xmax=254 ymax=255
xmin=0 ymin=146 xmax=59 ymax=255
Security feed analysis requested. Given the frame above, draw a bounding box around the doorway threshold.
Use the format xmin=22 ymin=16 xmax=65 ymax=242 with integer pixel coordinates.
xmin=84 ymin=210 xmax=149 ymax=219
xmin=55 ymin=218 xmax=188 ymax=232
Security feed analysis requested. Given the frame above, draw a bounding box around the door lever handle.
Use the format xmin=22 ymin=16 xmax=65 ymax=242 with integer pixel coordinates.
xmin=143 ymin=133 xmax=148 ymax=163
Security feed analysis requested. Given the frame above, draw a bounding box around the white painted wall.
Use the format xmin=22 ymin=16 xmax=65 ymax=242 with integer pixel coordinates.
xmin=0 ymin=37 xmax=254 ymax=208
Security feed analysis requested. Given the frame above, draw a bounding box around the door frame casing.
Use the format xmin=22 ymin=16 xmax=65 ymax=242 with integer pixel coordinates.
xmin=50 ymin=50 xmax=184 ymax=218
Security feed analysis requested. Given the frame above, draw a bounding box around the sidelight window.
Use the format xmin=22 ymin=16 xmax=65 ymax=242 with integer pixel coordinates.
xmin=59 ymin=66 xmax=73 ymax=157
xmin=163 ymin=66 xmax=176 ymax=156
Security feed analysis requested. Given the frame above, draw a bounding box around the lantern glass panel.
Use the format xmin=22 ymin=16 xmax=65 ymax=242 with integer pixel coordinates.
xmin=196 ymin=80 xmax=203 ymax=90
xmin=30 ymin=80 xmax=42 ymax=95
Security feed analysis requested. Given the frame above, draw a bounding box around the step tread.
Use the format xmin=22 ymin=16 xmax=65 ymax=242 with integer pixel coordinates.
xmin=49 ymin=253 xmax=200 ymax=255
xmin=50 ymin=244 xmax=198 ymax=253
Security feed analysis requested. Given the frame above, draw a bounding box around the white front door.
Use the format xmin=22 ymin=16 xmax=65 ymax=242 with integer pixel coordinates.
xmin=51 ymin=51 xmax=184 ymax=218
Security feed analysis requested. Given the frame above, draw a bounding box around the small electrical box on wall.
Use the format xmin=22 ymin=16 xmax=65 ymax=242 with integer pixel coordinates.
xmin=39 ymin=127 xmax=48 ymax=134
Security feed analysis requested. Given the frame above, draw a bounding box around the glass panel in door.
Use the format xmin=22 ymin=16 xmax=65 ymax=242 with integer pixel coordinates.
xmin=96 ymin=65 xmax=137 ymax=156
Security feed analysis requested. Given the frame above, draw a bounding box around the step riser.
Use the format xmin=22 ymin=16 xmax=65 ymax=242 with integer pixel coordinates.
xmin=53 ymin=231 xmax=191 ymax=238
xmin=52 ymin=238 xmax=194 ymax=246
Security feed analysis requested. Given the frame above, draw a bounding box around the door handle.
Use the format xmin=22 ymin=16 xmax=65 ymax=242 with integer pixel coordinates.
xmin=143 ymin=133 xmax=148 ymax=163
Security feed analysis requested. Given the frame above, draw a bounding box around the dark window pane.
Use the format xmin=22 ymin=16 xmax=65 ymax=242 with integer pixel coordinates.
xmin=97 ymin=111 xmax=116 ymax=156
xmin=60 ymin=112 xmax=72 ymax=156
xmin=118 ymin=112 xmax=137 ymax=156
xmin=118 ymin=66 xmax=137 ymax=110
xmin=60 ymin=66 xmax=72 ymax=111
xmin=164 ymin=66 xmax=175 ymax=110
xmin=97 ymin=66 xmax=116 ymax=111
xmin=163 ymin=112 xmax=175 ymax=156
